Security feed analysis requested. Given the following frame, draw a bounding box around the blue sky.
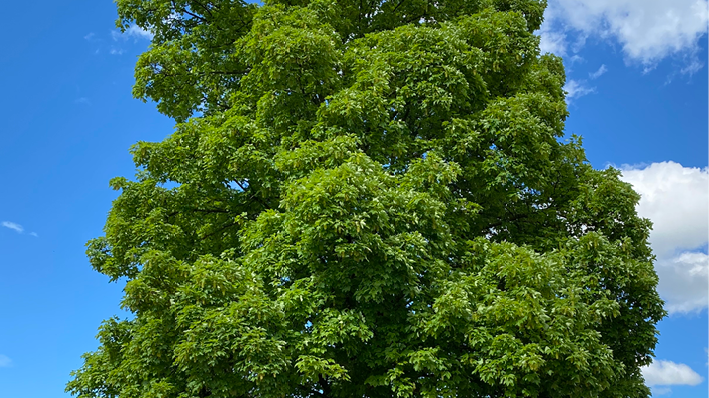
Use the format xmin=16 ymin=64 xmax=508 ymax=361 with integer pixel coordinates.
xmin=0 ymin=1 xmax=706 ymax=396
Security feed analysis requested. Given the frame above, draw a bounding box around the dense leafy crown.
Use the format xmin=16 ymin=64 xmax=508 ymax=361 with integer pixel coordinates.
xmin=67 ymin=0 xmax=665 ymax=397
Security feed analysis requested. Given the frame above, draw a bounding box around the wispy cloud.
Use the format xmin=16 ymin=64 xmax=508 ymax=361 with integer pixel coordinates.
xmin=589 ymin=64 xmax=608 ymax=79
xmin=107 ymin=25 xmax=152 ymax=56
xmin=125 ymin=25 xmax=154 ymax=40
xmin=112 ymin=25 xmax=153 ymax=42
xmin=0 ymin=355 xmax=11 ymax=367
xmin=651 ymin=386 xmax=672 ymax=396
xmin=568 ymin=54 xmax=584 ymax=64
xmin=680 ymin=58 xmax=704 ymax=75
xmin=109 ymin=29 xmax=120 ymax=41
xmin=1 ymin=221 xmax=37 ymax=237
xmin=74 ymin=97 xmax=91 ymax=105
xmin=2 ymin=221 xmax=23 ymax=234
xmin=563 ymin=79 xmax=595 ymax=101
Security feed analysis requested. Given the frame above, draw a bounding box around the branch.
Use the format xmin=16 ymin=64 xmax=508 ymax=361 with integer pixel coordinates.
xmin=184 ymin=8 xmax=208 ymax=22
xmin=233 ymin=180 xmax=271 ymax=211
xmin=191 ymin=0 xmax=215 ymax=18
xmin=200 ymin=221 xmax=239 ymax=240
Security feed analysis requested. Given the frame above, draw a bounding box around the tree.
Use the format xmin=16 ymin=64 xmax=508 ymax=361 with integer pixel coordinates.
xmin=67 ymin=0 xmax=665 ymax=397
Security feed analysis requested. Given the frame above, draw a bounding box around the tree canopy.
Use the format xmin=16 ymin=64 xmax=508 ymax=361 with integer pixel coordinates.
xmin=67 ymin=0 xmax=665 ymax=397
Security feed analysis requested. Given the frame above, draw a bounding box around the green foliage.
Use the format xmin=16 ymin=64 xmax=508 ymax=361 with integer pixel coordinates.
xmin=68 ymin=0 xmax=664 ymax=397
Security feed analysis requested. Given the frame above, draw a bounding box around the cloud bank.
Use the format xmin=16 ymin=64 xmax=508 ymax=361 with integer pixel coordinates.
xmin=539 ymin=0 xmax=708 ymax=69
xmin=620 ymin=161 xmax=708 ymax=314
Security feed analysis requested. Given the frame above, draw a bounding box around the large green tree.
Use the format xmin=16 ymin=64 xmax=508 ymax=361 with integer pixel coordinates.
xmin=67 ymin=0 xmax=665 ymax=397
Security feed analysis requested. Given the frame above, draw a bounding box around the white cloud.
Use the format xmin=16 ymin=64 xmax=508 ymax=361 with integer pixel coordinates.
xmin=112 ymin=25 xmax=153 ymax=41
xmin=657 ymin=252 xmax=709 ymax=313
xmin=620 ymin=162 xmax=709 ymax=314
xmin=1 ymin=221 xmax=37 ymax=238
xmin=589 ymin=64 xmax=608 ymax=79
xmin=108 ymin=25 xmax=152 ymax=55
xmin=681 ymin=58 xmax=705 ymax=75
xmin=563 ymin=79 xmax=595 ymax=100
xmin=642 ymin=360 xmax=703 ymax=386
xmin=539 ymin=0 xmax=708 ymax=69
xmin=651 ymin=386 xmax=672 ymax=396
xmin=2 ymin=221 xmax=23 ymax=234
xmin=568 ymin=54 xmax=584 ymax=64
xmin=539 ymin=22 xmax=569 ymax=56
xmin=74 ymin=97 xmax=91 ymax=105
xmin=0 ymin=355 xmax=11 ymax=367
xmin=621 ymin=162 xmax=708 ymax=255
xmin=126 ymin=25 xmax=154 ymax=40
